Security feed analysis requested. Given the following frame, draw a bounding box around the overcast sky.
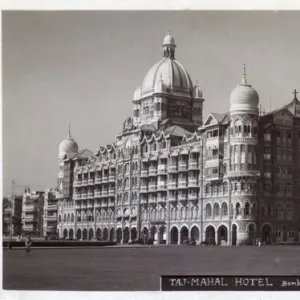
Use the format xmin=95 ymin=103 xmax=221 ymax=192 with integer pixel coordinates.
xmin=3 ymin=11 xmax=300 ymax=196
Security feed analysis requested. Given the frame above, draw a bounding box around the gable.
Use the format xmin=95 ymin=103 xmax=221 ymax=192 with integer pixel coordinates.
xmin=203 ymin=114 xmax=218 ymax=127
xmin=273 ymin=109 xmax=294 ymax=126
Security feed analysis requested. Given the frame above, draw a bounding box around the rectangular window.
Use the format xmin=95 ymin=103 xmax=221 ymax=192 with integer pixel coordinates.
xmin=212 ymin=149 xmax=218 ymax=156
xmin=277 ymin=131 xmax=281 ymax=138
xmin=212 ymin=168 xmax=218 ymax=174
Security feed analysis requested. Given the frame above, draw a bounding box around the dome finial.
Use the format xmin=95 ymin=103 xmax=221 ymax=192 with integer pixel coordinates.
xmin=195 ymin=79 xmax=199 ymax=87
xmin=162 ymin=31 xmax=176 ymax=59
xmin=241 ymin=63 xmax=247 ymax=85
xmin=68 ymin=123 xmax=71 ymax=138
xmin=168 ymin=29 xmax=171 ymax=35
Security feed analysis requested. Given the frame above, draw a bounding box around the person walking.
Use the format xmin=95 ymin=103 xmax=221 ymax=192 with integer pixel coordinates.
xmin=25 ymin=236 xmax=32 ymax=255
xmin=258 ymin=238 xmax=262 ymax=248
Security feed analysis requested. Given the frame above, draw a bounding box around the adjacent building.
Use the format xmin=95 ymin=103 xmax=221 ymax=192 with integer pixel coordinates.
xmin=54 ymin=32 xmax=300 ymax=245
xmin=22 ymin=191 xmax=45 ymax=237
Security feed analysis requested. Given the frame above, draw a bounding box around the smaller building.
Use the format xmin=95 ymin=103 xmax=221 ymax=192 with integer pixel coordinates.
xmin=43 ymin=188 xmax=62 ymax=238
xmin=22 ymin=191 xmax=45 ymax=237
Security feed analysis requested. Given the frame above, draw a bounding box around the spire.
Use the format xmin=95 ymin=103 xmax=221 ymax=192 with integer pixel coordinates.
xmin=195 ymin=79 xmax=199 ymax=87
xmin=241 ymin=63 xmax=247 ymax=85
xmin=68 ymin=123 xmax=71 ymax=138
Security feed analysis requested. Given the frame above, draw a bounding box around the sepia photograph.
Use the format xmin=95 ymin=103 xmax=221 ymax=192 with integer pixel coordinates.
xmin=2 ymin=9 xmax=300 ymax=293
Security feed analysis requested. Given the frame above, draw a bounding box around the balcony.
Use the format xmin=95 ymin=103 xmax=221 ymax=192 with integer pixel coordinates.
xmin=108 ymin=200 xmax=115 ymax=207
xmin=101 ymin=201 xmax=108 ymax=208
xmin=81 ymin=193 xmax=87 ymax=199
xmin=81 ymin=179 xmax=88 ymax=186
xmin=108 ymin=175 xmax=115 ymax=182
xmin=94 ymin=191 xmax=101 ymax=198
xmin=95 ymin=177 xmax=102 ymax=184
xmin=188 ymin=161 xmax=198 ymax=170
xmin=140 ymin=185 xmax=148 ymax=193
xmin=108 ymin=189 xmax=115 ymax=197
xmin=226 ymin=170 xmax=260 ymax=178
xmin=46 ymin=215 xmax=57 ymax=221
xmin=188 ymin=193 xmax=198 ymax=201
xmin=178 ymin=162 xmax=188 ymax=172
xmin=148 ymin=183 xmax=157 ymax=191
xmin=178 ymin=180 xmax=187 ymax=189
xmin=157 ymin=183 xmax=167 ymax=191
xmin=46 ymin=204 xmax=57 ymax=211
xmin=168 ymin=195 xmax=177 ymax=203
xmin=24 ymin=215 xmax=36 ymax=222
xmin=149 ymin=198 xmax=157 ymax=205
xmin=141 ymin=170 xmax=148 ymax=177
xmin=157 ymin=197 xmax=166 ymax=205
xmin=87 ymin=192 xmax=94 ymax=199
xmin=73 ymin=180 xmax=82 ymax=187
xmin=168 ymin=165 xmax=178 ymax=173
xmin=88 ymin=178 xmax=94 ymax=185
xmin=188 ymin=179 xmax=198 ymax=187
xmin=101 ymin=190 xmax=108 ymax=197
xmin=167 ymin=182 xmax=177 ymax=189
xmin=149 ymin=167 xmax=157 ymax=176
xmin=73 ymin=194 xmax=81 ymax=200
xmin=178 ymin=193 xmax=187 ymax=202
xmin=140 ymin=199 xmax=148 ymax=205
xmin=157 ymin=165 xmax=167 ymax=174
xmin=102 ymin=176 xmax=108 ymax=184
xmin=24 ymin=205 xmax=35 ymax=212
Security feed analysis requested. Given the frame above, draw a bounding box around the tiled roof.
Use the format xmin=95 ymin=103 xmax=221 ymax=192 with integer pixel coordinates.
xmin=164 ymin=125 xmax=192 ymax=137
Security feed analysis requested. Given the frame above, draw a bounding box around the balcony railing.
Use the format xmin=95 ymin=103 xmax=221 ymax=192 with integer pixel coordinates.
xmin=157 ymin=198 xmax=166 ymax=205
xmin=149 ymin=198 xmax=157 ymax=205
xmin=188 ymin=179 xmax=198 ymax=187
xmin=157 ymin=183 xmax=167 ymax=190
xmin=81 ymin=193 xmax=88 ymax=199
xmin=87 ymin=192 xmax=94 ymax=199
xmin=178 ymin=194 xmax=187 ymax=202
xmin=108 ymin=189 xmax=115 ymax=196
xmin=141 ymin=170 xmax=148 ymax=177
xmin=94 ymin=191 xmax=101 ymax=198
xmin=108 ymin=200 xmax=115 ymax=207
xmin=108 ymin=175 xmax=115 ymax=182
xmin=140 ymin=185 xmax=148 ymax=193
xmin=101 ymin=201 xmax=108 ymax=208
xmin=88 ymin=179 xmax=94 ymax=185
xmin=157 ymin=165 xmax=167 ymax=174
xmin=101 ymin=190 xmax=108 ymax=197
xmin=168 ymin=165 xmax=178 ymax=173
xmin=178 ymin=162 xmax=188 ymax=172
xmin=149 ymin=168 xmax=157 ymax=176
xmin=148 ymin=183 xmax=157 ymax=191
xmin=167 ymin=182 xmax=177 ymax=189
xmin=102 ymin=176 xmax=108 ymax=184
xmin=188 ymin=161 xmax=198 ymax=170
xmin=73 ymin=194 xmax=81 ymax=200
xmin=178 ymin=180 xmax=187 ymax=188
xmin=82 ymin=179 xmax=88 ymax=185
xmin=74 ymin=180 xmax=82 ymax=187
xmin=188 ymin=193 xmax=198 ymax=200
xmin=95 ymin=177 xmax=102 ymax=184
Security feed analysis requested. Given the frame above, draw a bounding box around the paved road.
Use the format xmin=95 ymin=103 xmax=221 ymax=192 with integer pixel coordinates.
xmin=3 ymin=245 xmax=300 ymax=291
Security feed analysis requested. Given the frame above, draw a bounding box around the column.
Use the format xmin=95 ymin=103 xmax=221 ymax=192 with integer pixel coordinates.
xmin=215 ymin=230 xmax=218 ymax=245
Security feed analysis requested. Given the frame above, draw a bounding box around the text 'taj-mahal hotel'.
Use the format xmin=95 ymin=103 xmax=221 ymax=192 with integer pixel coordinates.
xmin=54 ymin=32 xmax=300 ymax=245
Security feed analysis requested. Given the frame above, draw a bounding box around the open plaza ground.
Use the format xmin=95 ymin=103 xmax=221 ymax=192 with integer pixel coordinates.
xmin=3 ymin=245 xmax=300 ymax=291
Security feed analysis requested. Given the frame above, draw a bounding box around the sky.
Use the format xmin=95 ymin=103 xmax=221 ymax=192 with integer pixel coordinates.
xmin=2 ymin=11 xmax=300 ymax=196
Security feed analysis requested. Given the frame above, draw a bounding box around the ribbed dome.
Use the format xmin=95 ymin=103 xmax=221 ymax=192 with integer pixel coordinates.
xmin=141 ymin=58 xmax=193 ymax=96
xmin=230 ymin=65 xmax=259 ymax=115
xmin=58 ymin=127 xmax=78 ymax=158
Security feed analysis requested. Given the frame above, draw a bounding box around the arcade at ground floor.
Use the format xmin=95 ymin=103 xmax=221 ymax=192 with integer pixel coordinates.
xmin=57 ymin=221 xmax=300 ymax=245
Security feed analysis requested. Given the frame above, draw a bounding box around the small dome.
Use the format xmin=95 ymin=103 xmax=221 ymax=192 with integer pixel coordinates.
xmin=163 ymin=31 xmax=176 ymax=46
xmin=230 ymin=65 xmax=259 ymax=115
xmin=193 ymin=84 xmax=203 ymax=99
xmin=59 ymin=127 xmax=78 ymax=158
xmin=134 ymin=86 xmax=142 ymax=101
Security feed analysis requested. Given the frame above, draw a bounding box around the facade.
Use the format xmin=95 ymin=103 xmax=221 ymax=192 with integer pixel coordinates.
xmin=2 ymin=195 xmax=23 ymax=237
xmin=56 ymin=32 xmax=300 ymax=245
xmin=22 ymin=191 xmax=45 ymax=237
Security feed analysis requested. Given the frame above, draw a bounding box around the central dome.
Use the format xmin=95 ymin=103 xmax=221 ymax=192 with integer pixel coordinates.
xmin=139 ymin=32 xmax=193 ymax=98
xmin=58 ymin=126 xmax=78 ymax=159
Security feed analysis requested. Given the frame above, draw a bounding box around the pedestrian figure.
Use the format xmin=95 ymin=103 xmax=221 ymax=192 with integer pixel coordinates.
xmin=258 ymin=238 xmax=261 ymax=248
xmin=25 ymin=237 xmax=32 ymax=255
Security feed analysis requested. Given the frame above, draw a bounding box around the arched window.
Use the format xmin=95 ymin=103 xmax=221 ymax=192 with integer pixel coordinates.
xmin=124 ymin=193 xmax=129 ymax=203
xmin=63 ymin=214 xmax=66 ymax=222
xmin=124 ymin=178 xmax=129 ymax=188
xmin=236 ymin=203 xmax=241 ymax=215
xmin=213 ymin=203 xmax=220 ymax=217
xmin=180 ymin=207 xmax=184 ymax=220
xmin=206 ymin=203 xmax=212 ymax=218
xmin=245 ymin=202 xmax=250 ymax=216
xmin=191 ymin=206 xmax=194 ymax=219
xmin=221 ymin=202 xmax=228 ymax=216
xmin=58 ymin=215 xmax=62 ymax=223
xmin=71 ymin=214 xmax=74 ymax=222
xmin=67 ymin=213 xmax=70 ymax=222
xmin=223 ymin=182 xmax=228 ymax=194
